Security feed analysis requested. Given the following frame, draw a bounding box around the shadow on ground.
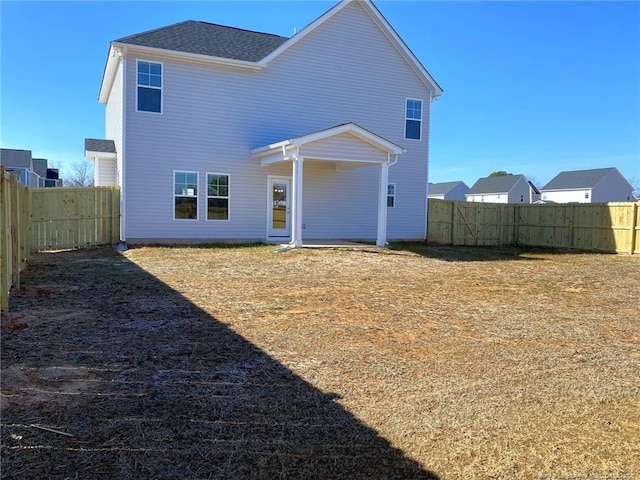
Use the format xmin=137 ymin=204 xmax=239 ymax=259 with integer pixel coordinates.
xmin=1 ymin=247 xmax=439 ymax=479
xmin=389 ymin=242 xmax=548 ymax=262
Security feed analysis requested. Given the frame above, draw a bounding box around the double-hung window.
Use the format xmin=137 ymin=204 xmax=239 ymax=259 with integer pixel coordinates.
xmin=207 ymin=173 xmax=229 ymax=220
xmin=174 ymin=171 xmax=198 ymax=220
xmin=387 ymin=183 xmax=396 ymax=208
xmin=137 ymin=61 xmax=162 ymax=113
xmin=405 ymin=98 xmax=422 ymax=140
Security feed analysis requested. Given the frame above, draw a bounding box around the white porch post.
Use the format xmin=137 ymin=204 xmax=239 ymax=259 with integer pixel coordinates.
xmin=291 ymin=156 xmax=304 ymax=247
xmin=377 ymin=163 xmax=389 ymax=247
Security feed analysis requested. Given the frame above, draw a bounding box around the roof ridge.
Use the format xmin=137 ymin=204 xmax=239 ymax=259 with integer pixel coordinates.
xmin=194 ymin=20 xmax=288 ymax=39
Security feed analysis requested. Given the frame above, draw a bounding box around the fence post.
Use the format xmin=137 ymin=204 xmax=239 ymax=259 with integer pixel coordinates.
xmin=630 ymin=202 xmax=638 ymax=255
xmin=1 ymin=167 xmax=8 ymax=316
xmin=451 ymin=201 xmax=458 ymax=246
xmin=10 ymin=173 xmax=20 ymax=290
xmin=111 ymin=187 xmax=120 ymax=244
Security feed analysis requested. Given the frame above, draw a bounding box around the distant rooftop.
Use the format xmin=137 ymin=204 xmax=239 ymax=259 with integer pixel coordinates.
xmin=541 ymin=168 xmax=620 ymax=190
xmin=467 ymin=175 xmax=525 ymax=195
xmin=428 ymin=181 xmax=468 ymax=195
xmin=0 ymin=148 xmax=33 ymax=169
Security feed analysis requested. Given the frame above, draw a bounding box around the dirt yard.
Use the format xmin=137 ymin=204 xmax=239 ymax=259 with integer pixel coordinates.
xmin=1 ymin=243 xmax=638 ymax=479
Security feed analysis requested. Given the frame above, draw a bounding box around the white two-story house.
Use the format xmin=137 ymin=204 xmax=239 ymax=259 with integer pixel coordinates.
xmin=85 ymin=0 xmax=442 ymax=247
xmin=540 ymin=168 xmax=635 ymax=203
xmin=466 ymin=175 xmax=540 ymax=204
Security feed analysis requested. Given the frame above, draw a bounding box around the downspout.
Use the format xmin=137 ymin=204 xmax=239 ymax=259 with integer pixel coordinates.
xmin=119 ymin=47 xmax=128 ymax=250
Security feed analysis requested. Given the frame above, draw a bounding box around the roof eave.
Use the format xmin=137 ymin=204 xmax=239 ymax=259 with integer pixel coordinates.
xmin=115 ymin=42 xmax=264 ymax=71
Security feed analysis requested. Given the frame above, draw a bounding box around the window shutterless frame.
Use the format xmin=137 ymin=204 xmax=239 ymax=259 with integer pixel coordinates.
xmin=173 ymin=170 xmax=199 ymax=220
xmin=387 ymin=183 xmax=396 ymax=208
xmin=206 ymin=173 xmax=230 ymax=221
xmin=404 ymin=98 xmax=422 ymax=140
xmin=136 ymin=60 xmax=163 ymax=114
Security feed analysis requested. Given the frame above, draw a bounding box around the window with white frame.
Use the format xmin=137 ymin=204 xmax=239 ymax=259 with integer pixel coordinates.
xmin=174 ymin=171 xmax=198 ymax=220
xmin=405 ymin=98 xmax=422 ymax=140
xmin=137 ymin=61 xmax=162 ymax=113
xmin=207 ymin=173 xmax=229 ymax=220
xmin=387 ymin=183 xmax=396 ymax=208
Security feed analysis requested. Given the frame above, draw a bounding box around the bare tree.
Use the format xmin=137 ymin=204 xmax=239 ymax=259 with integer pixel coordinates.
xmin=64 ymin=161 xmax=94 ymax=187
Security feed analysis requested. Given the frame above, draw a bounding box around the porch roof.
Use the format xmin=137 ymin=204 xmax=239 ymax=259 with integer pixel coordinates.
xmin=250 ymin=123 xmax=405 ymax=167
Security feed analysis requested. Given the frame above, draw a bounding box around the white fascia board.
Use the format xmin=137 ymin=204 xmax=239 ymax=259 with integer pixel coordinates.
xmin=99 ymin=45 xmax=122 ymax=104
xmin=251 ymin=141 xmax=294 ymax=159
xmin=118 ymin=43 xmax=263 ymax=71
xmin=252 ymin=123 xmax=404 ymax=159
xmin=292 ymin=123 xmax=405 ymax=155
xmin=85 ymin=150 xmax=117 ymax=161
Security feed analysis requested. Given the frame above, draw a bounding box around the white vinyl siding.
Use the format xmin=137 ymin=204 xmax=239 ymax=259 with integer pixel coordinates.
xmin=105 ymin=59 xmax=123 ymax=187
xmin=122 ymin=1 xmax=432 ymax=241
xmin=94 ymin=158 xmax=117 ymax=186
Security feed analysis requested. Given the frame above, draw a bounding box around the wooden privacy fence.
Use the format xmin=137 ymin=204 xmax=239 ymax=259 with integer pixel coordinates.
xmin=1 ymin=165 xmax=120 ymax=315
xmin=1 ymin=167 xmax=30 ymax=316
xmin=30 ymin=186 xmax=120 ymax=251
xmin=428 ymin=199 xmax=640 ymax=254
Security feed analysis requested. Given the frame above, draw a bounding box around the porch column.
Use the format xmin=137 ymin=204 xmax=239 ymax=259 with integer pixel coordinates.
xmin=377 ymin=163 xmax=389 ymax=247
xmin=291 ymin=157 xmax=304 ymax=247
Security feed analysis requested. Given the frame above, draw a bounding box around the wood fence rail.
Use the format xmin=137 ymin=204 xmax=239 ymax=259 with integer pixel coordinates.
xmin=1 ymin=165 xmax=120 ymax=315
xmin=427 ymin=199 xmax=640 ymax=254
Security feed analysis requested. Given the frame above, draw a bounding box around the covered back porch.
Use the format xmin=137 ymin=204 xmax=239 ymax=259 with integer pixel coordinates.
xmin=251 ymin=123 xmax=404 ymax=248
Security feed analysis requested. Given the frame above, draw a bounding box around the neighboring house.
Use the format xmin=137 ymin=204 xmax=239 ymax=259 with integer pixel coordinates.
xmin=466 ymin=174 xmax=540 ymax=204
xmin=540 ymin=167 xmax=635 ymax=203
xmin=428 ymin=181 xmax=469 ymax=201
xmin=0 ymin=148 xmax=62 ymax=187
xmin=84 ymin=0 xmax=442 ymax=247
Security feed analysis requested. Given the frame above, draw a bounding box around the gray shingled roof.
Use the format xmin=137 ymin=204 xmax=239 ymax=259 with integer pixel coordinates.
xmin=467 ymin=175 xmax=525 ymax=195
xmin=0 ymin=148 xmax=33 ymax=169
xmin=541 ymin=168 xmax=617 ymax=190
xmin=85 ymin=139 xmax=116 ymax=153
xmin=428 ymin=181 xmax=467 ymax=195
xmin=115 ymin=21 xmax=289 ymax=62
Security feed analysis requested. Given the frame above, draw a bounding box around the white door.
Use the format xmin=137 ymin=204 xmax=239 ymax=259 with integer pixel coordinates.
xmin=268 ymin=177 xmax=291 ymax=239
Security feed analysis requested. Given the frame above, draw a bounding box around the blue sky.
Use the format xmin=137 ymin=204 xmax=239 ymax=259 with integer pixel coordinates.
xmin=1 ymin=0 xmax=639 ymax=189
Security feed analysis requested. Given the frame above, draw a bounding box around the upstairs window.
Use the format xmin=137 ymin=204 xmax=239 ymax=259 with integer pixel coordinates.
xmin=137 ymin=61 xmax=162 ymax=113
xmin=405 ymin=98 xmax=422 ymax=140
xmin=207 ymin=173 xmax=230 ymax=220
xmin=174 ymin=171 xmax=198 ymax=220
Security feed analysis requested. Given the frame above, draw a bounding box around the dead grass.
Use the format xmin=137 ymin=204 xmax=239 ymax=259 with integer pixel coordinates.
xmin=1 ymin=243 xmax=638 ymax=479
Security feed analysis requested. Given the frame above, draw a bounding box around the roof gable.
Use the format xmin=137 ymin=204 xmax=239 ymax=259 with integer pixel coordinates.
xmin=260 ymin=0 xmax=442 ymax=97
xmin=541 ymin=167 xmax=621 ymax=191
xmin=251 ymin=123 xmax=404 ymax=160
xmin=468 ymin=175 xmax=526 ymax=195
xmin=115 ymin=21 xmax=288 ymax=63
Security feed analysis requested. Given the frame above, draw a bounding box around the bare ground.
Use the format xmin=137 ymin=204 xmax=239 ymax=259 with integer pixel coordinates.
xmin=1 ymin=243 xmax=638 ymax=479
